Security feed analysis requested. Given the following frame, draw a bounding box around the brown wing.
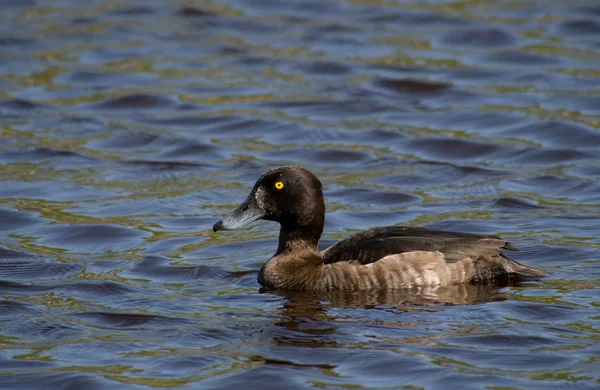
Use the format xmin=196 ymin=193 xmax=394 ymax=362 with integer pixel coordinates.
xmin=321 ymin=226 xmax=518 ymax=265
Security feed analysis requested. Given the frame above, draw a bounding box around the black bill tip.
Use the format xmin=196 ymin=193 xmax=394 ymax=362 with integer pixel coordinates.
xmin=213 ymin=220 xmax=224 ymax=232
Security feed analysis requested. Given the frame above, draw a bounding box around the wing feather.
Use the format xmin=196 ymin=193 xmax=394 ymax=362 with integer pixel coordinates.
xmin=321 ymin=226 xmax=518 ymax=265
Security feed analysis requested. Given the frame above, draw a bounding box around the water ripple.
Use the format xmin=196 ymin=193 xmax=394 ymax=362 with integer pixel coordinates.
xmin=1 ymin=0 xmax=599 ymax=388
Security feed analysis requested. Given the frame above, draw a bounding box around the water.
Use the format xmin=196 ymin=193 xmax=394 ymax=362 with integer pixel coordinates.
xmin=1 ymin=0 xmax=599 ymax=388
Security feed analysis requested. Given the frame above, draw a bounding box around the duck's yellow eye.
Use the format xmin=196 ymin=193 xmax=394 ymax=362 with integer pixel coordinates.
xmin=274 ymin=181 xmax=284 ymax=190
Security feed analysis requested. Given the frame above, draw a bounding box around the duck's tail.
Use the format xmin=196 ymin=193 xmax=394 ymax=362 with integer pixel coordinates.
xmin=499 ymin=254 xmax=548 ymax=277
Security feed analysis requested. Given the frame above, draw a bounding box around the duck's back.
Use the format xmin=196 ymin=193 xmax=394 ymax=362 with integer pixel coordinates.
xmin=322 ymin=226 xmax=516 ymax=264
xmin=320 ymin=226 xmax=547 ymax=279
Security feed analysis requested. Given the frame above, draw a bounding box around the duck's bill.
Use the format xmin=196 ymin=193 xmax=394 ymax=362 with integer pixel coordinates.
xmin=213 ymin=197 xmax=264 ymax=232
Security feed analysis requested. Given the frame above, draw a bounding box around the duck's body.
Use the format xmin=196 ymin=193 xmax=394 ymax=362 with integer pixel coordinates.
xmin=213 ymin=166 xmax=547 ymax=291
xmin=258 ymin=227 xmax=544 ymax=291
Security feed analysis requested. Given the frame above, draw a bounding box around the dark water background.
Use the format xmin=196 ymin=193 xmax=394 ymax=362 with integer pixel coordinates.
xmin=1 ymin=0 xmax=600 ymax=388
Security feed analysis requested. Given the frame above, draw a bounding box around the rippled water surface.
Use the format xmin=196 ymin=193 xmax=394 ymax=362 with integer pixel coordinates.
xmin=1 ymin=0 xmax=600 ymax=388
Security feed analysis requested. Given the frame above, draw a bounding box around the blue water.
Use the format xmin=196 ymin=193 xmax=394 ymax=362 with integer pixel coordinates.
xmin=1 ymin=0 xmax=599 ymax=388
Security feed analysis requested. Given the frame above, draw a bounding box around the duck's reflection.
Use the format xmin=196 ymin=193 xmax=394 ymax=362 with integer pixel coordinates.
xmin=262 ymin=277 xmax=530 ymax=347
xmin=267 ymin=277 xmax=523 ymax=309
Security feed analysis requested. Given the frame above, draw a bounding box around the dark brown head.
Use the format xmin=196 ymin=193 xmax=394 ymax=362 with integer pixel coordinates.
xmin=213 ymin=166 xmax=325 ymax=239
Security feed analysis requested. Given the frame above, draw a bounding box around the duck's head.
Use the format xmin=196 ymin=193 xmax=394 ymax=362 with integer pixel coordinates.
xmin=213 ymin=166 xmax=325 ymax=233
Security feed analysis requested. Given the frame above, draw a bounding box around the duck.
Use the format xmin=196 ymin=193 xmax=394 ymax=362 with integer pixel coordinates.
xmin=212 ymin=166 xmax=548 ymax=291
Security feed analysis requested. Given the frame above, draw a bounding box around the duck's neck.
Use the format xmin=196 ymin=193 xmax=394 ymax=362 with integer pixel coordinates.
xmin=275 ymin=221 xmax=323 ymax=256
xmin=260 ymin=222 xmax=324 ymax=290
